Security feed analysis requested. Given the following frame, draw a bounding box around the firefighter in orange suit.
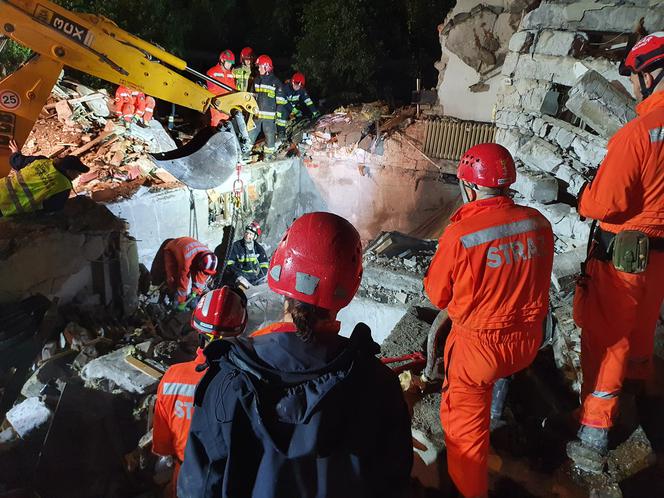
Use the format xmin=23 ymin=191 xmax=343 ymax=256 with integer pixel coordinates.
xmin=153 ymin=286 xmax=248 ymax=498
xmin=151 ymin=237 xmax=218 ymax=311
xmin=206 ymin=49 xmax=237 ymax=127
xmin=424 ymin=143 xmax=554 ymax=498
xmin=567 ymin=32 xmax=664 ymax=471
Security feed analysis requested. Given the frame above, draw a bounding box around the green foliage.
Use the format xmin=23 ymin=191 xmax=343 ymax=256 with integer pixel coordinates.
xmin=0 ymin=39 xmax=32 ymax=76
xmin=295 ymin=0 xmax=453 ymax=106
xmin=296 ymin=0 xmax=381 ymax=104
xmin=54 ymin=0 xmax=196 ymax=56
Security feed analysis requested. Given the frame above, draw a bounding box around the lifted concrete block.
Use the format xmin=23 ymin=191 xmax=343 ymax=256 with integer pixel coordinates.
xmin=552 ymin=247 xmax=586 ymax=292
xmin=513 ymin=167 xmax=559 ymax=203
xmin=6 ymin=397 xmax=52 ymax=438
xmin=516 ymin=136 xmax=564 ymax=174
xmin=566 ymin=70 xmax=637 ymax=139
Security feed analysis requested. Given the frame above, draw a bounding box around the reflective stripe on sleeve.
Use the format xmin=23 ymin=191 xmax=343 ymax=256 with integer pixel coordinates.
xmin=649 ymin=127 xmax=664 ymax=143
xmin=591 ymin=390 xmax=618 ymax=399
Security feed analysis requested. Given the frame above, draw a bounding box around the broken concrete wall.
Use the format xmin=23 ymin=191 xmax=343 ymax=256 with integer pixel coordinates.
xmin=494 ymin=0 xmax=664 ymax=392
xmin=436 ymin=0 xmax=535 ymax=121
xmin=495 ymin=0 xmax=661 ymax=250
xmin=108 ymin=119 xmax=461 ymax=271
xmin=0 ymin=198 xmax=138 ymax=314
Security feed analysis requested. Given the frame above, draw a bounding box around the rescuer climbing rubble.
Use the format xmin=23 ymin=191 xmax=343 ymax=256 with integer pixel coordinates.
xmin=423 ymin=143 xmax=554 ymax=498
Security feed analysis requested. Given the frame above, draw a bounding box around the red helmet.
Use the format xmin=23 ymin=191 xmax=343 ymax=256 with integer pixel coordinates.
xmin=268 ymin=212 xmax=362 ymax=312
xmin=240 ymin=46 xmax=254 ymax=61
xmin=457 ymin=143 xmax=516 ymax=189
xmin=292 ymin=72 xmax=306 ymax=87
xmin=256 ymin=54 xmax=273 ymax=72
xmin=219 ymin=49 xmax=235 ymax=64
xmin=245 ymin=221 xmax=262 ymax=236
xmin=191 ymin=287 xmax=247 ymax=338
xmin=195 ymin=252 xmax=218 ymax=275
xmin=624 ymin=32 xmax=664 ymax=73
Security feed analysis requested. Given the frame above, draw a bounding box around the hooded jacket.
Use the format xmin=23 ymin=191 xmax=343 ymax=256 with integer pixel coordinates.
xmin=178 ymin=322 xmax=412 ymax=498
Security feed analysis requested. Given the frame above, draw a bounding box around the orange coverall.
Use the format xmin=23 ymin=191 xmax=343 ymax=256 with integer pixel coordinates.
xmin=206 ymin=64 xmax=236 ymax=126
xmin=153 ymin=349 xmax=206 ymax=498
xmin=574 ymin=91 xmax=664 ymax=430
xmin=163 ymin=237 xmax=213 ymax=305
xmin=424 ymin=196 xmax=554 ymax=498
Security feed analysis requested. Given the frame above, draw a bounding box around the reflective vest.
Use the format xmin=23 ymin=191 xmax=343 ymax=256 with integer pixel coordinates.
xmin=0 ymin=159 xmax=72 ymax=216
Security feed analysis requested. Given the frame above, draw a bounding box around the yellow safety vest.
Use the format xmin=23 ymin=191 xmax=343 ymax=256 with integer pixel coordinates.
xmin=0 ymin=159 xmax=72 ymax=216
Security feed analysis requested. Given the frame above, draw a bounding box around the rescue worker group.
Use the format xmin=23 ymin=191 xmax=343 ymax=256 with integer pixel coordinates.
xmin=116 ymin=46 xmax=319 ymax=159
xmin=1 ymin=34 xmax=663 ymax=498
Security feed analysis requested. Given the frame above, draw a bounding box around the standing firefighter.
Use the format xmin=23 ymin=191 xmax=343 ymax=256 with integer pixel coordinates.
xmin=178 ymin=212 xmax=413 ymax=498
xmin=276 ymin=71 xmax=320 ymax=138
xmin=247 ymin=54 xmax=282 ymax=159
xmin=233 ymin=46 xmax=255 ymax=93
xmin=206 ymin=49 xmax=237 ymax=127
xmin=226 ymin=221 xmax=269 ymax=287
xmin=0 ymin=140 xmax=89 ymax=217
xmin=151 ymin=237 xmax=218 ymax=311
xmin=567 ymin=32 xmax=664 ymax=472
xmin=153 ymin=287 xmax=248 ymax=498
xmin=424 ymin=144 xmax=554 ymax=498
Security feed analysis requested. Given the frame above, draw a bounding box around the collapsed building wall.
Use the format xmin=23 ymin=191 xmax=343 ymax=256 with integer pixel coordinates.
xmin=436 ymin=0 xmax=537 ymax=121
xmin=493 ymin=0 xmax=664 ymax=387
xmin=0 ymin=198 xmax=138 ymax=313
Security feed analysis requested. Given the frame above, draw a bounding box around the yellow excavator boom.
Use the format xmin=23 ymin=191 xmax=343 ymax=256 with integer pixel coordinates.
xmin=0 ymin=0 xmax=258 ymax=177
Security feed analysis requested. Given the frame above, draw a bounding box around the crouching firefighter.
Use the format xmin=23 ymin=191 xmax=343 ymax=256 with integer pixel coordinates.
xmin=226 ymin=221 xmax=269 ymax=288
xmin=566 ymin=32 xmax=664 ymax=473
xmin=423 ymin=143 xmax=554 ymax=498
xmin=178 ymin=212 xmax=413 ymax=498
xmin=150 ymin=237 xmax=218 ymax=311
xmin=153 ymin=287 xmax=248 ymax=498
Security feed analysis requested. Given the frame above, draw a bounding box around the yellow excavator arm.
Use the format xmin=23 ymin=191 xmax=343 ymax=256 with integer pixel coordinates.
xmin=0 ymin=0 xmax=258 ymax=176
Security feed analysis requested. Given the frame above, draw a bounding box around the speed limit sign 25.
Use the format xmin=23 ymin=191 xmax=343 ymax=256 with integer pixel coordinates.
xmin=0 ymin=90 xmax=21 ymax=110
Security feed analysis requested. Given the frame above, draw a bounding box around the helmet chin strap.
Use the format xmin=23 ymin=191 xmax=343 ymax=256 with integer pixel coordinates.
xmin=459 ymin=180 xmax=474 ymax=204
xmin=639 ymin=70 xmax=664 ymax=99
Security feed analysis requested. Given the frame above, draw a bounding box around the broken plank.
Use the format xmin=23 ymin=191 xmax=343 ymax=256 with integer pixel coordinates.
xmin=69 ymin=130 xmax=117 ymax=156
xmin=44 ymin=93 xmax=107 ymax=109
xmin=124 ymin=354 xmax=164 ymax=379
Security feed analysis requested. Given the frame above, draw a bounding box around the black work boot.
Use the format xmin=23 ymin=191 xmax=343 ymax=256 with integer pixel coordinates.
xmin=566 ymin=425 xmax=609 ymax=473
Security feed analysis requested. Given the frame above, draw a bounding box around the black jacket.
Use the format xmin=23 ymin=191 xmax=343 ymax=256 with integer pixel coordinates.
xmin=178 ymin=323 xmax=413 ymax=498
xmin=226 ymin=239 xmax=269 ymax=284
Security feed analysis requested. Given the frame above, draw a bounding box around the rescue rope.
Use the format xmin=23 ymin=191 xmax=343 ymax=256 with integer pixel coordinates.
xmin=218 ymin=164 xmax=244 ymax=281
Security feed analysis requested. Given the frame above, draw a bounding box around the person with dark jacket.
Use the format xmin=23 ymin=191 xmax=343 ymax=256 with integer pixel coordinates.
xmin=178 ymin=212 xmax=413 ymax=498
xmin=246 ymin=55 xmax=284 ymax=159
xmin=226 ymin=221 xmax=269 ymax=287
xmin=0 ymin=139 xmax=89 ymax=217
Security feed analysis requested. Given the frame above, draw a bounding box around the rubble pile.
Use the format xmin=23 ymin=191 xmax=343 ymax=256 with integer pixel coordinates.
xmin=22 ymin=79 xmax=181 ymax=202
xmin=359 ymin=231 xmax=436 ymax=305
xmin=0 ymin=285 xmax=196 ymax=496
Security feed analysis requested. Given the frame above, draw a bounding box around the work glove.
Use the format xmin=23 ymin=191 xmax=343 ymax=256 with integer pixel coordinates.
xmin=174 ymin=302 xmax=187 ymax=312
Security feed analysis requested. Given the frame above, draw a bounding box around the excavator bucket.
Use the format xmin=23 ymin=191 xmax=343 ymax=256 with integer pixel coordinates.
xmin=150 ymin=127 xmax=240 ymax=190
